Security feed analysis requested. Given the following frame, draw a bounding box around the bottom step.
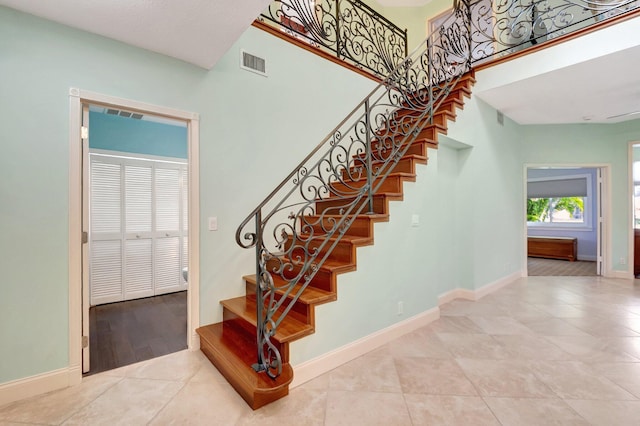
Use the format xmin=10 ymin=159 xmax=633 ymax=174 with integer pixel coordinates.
xmin=196 ymin=322 xmax=294 ymax=409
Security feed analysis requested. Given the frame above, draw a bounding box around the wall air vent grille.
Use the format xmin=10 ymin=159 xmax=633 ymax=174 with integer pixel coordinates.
xmin=241 ymin=50 xmax=267 ymax=77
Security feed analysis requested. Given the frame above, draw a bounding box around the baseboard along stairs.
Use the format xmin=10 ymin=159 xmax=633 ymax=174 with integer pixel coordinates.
xmin=197 ymin=70 xmax=476 ymax=409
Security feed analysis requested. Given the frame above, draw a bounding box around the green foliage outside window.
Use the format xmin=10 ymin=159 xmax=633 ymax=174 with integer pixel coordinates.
xmin=527 ymin=197 xmax=584 ymax=223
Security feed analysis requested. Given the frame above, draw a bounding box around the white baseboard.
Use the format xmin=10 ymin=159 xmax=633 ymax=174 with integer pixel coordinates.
xmin=438 ymin=288 xmax=476 ymax=304
xmin=189 ymin=332 xmax=201 ymax=350
xmin=578 ymin=255 xmax=597 ymax=262
xmin=291 ymin=271 xmax=522 ymax=388
xmin=0 ymin=367 xmax=79 ymax=407
xmin=609 ymin=269 xmax=633 ymax=280
xmin=438 ymin=271 xmax=521 ymax=304
xmin=291 ymin=306 xmax=440 ymax=388
xmin=475 ymin=271 xmax=522 ymax=300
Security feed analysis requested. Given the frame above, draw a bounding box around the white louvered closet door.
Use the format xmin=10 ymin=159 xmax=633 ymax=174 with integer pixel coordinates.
xmin=124 ymin=163 xmax=154 ymax=300
xmin=181 ymin=168 xmax=188 ymax=286
xmin=154 ymin=166 xmax=183 ymax=294
xmin=90 ymin=159 xmax=124 ymax=305
xmin=90 ymin=154 xmax=188 ymax=305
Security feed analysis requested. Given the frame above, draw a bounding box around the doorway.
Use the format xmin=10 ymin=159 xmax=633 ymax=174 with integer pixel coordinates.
xmin=68 ymin=89 xmax=200 ymax=382
xmin=524 ymin=165 xmax=608 ymax=277
xmin=84 ymin=105 xmax=189 ymax=374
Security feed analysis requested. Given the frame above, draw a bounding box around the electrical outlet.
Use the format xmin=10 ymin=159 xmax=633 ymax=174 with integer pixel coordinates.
xmin=620 ymin=257 xmax=626 ymax=265
xmin=397 ymin=301 xmax=404 ymax=315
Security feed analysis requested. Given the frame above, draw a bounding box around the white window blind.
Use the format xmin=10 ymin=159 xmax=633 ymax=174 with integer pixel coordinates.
xmin=527 ymin=177 xmax=588 ymax=198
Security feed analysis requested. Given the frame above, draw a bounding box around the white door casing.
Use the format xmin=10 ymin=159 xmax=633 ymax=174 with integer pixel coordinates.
xmin=69 ymin=88 xmax=200 ymax=382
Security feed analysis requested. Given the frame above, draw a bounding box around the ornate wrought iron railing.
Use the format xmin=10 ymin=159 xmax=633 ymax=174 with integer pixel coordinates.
xmin=468 ymin=0 xmax=640 ymax=64
xmin=258 ymin=0 xmax=408 ymax=79
xmin=236 ymin=3 xmax=473 ymax=378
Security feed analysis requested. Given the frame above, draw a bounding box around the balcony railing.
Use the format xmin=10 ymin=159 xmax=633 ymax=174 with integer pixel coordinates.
xmin=468 ymin=0 xmax=640 ymax=64
xmin=258 ymin=0 xmax=408 ymax=79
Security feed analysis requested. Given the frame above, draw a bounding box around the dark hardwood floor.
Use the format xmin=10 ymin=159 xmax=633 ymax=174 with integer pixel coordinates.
xmin=86 ymin=291 xmax=187 ymax=376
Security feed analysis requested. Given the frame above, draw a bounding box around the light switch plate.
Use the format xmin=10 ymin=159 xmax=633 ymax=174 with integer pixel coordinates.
xmin=208 ymin=217 xmax=218 ymax=231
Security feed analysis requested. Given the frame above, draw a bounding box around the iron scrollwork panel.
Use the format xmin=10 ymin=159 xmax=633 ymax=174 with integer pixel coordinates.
xmin=259 ymin=0 xmax=408 ymax=78
xmin=469 ymin=0 xmax=639 ymax=62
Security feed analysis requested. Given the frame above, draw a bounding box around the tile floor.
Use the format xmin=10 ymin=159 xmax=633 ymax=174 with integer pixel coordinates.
xmin=2 ymin=275 xmax=640 ymax=425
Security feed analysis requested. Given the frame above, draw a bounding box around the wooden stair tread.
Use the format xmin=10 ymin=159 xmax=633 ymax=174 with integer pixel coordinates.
xmin=285 ymin=232 xmax=372 ymax=245
xmin=244 ymin=274 xmax=337 ymax=305
xmin=270 ymin=254 xmax=357 ymax=274
xmin=196 ymin=322 xmax=294 ymax=410
xmin=336 ymin=171 xmax=416 ymax=183
xmin=306 ymin=213 xmax=390 ymax=221
xmin=221 ymin=296 xmax=314 ymax=343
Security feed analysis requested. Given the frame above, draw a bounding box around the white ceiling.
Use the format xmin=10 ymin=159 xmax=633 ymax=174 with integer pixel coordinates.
xmin=0 ymin=0 xmax=271 ymax=70
xmin=475 ymin=44 xmax=640 ymax=124
xmin=2 ymin=0 xmax=638 ymax=124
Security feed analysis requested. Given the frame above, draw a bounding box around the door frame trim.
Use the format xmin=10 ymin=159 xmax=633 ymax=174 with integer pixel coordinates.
xmin=522 ymin=163 xmax=612 ymax=277
xmin=68 ymin=88 xmax=200 ymax=380
xmin=627 ymin=141 xmax=640 ymax=278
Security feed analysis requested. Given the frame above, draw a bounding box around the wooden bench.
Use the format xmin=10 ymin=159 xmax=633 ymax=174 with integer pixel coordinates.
xmin=527 ymin=236 xmax=577 ymax=262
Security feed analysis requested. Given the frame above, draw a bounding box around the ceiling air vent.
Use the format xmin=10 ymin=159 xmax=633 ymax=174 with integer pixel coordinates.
xmin=105 ymin=108 xmax=143 ymax=120
xmin=241 ymin=50 xmax=267 ymax=77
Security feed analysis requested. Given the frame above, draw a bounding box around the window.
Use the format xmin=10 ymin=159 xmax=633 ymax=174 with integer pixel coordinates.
xmin=527 ymin=197 xmax=585 ymax=223
xmin=527 ymin=173 xmax=592 ymax=230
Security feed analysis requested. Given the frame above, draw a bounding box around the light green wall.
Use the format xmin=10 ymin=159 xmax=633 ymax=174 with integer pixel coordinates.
xmin=365 ymin=0 xmax=455 ymax=52
xmin=521 ymin=120 xmax=640 ymax=271
xmin=0 ymin=5 xmax=376 ymax=383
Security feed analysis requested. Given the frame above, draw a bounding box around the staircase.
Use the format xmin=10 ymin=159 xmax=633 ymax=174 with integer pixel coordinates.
xmin=196 ymin=69 xmax=476 ymax=409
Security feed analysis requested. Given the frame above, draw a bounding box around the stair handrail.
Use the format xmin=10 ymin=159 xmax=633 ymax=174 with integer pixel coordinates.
xmin=236 ymin=0 xmax=473 ymax=378
xmin=258 ymin=0 xmax=408 ymax=79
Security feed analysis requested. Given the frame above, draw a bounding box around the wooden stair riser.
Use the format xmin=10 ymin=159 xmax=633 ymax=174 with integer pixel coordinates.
xmin=220 ymin=304 xmax=287 ymax=362
xmin=403 ymin=86 xmax=471 ymax=109
xmin=329 ymin=174 xmax=405 ymax=198
xmin=245 ymin=279 xmax=316 ymax=328
xmin=373 ymin=133 xmax=439 ymax=154
xmin=281 ymin=235 xmax=358 ymax=264
xmin=386 ymin=110 xmax=454 ymax=135
xmin=315 ymin=193 xmax=392 ymax=216
xmin=300 ymin=214 xmax=390 ymax=239
xmin=341 ymin=155 xmax=426 ymax=183
xmin=372 ymin=155 xmax=427 ymax=175
xmin=435 ymin=99 xmax=464 ymax=115
xmin=371 ymin=137 xmax=434 ymax=155
xmin=244 ymin=274 xmax=337 ymax=306
xmin=222 ymin=296 xmax=314 ymax=344
xmin=265 ymin=257 xmax=340 ymax=293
